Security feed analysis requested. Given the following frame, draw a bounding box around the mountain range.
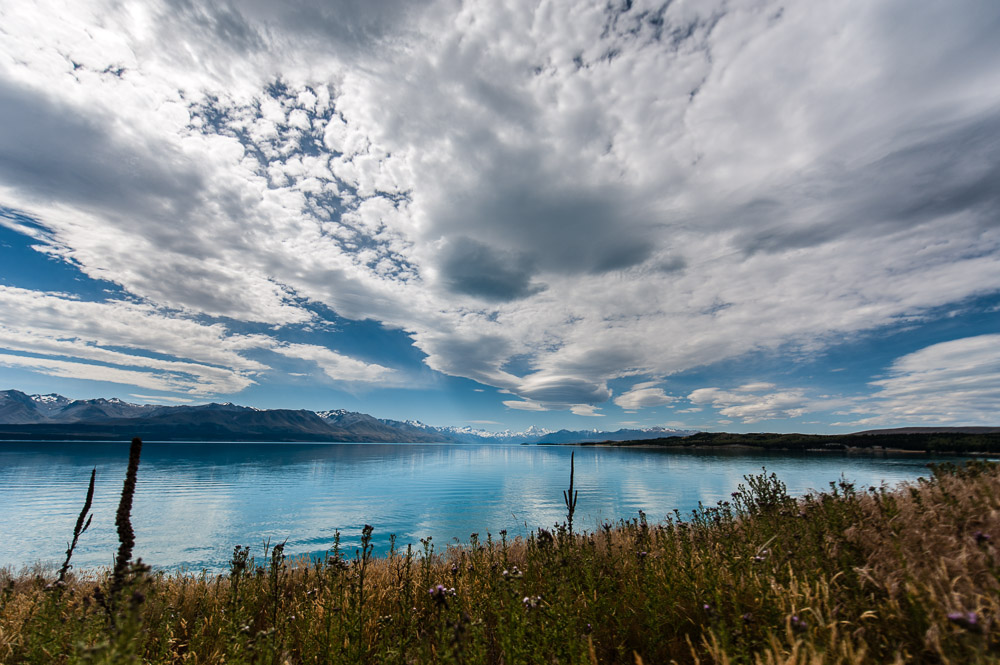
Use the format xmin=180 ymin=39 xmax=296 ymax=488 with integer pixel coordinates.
xmin=0 ymin=390 xmax=696 ymax=443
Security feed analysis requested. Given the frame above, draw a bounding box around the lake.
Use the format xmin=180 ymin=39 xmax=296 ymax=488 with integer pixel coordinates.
xmin=0 ymin=441 xmax=962 ymax=574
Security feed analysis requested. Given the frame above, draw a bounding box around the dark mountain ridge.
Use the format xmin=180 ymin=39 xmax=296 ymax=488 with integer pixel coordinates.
xmin=0 ymin=389 xmax=691 ymax=443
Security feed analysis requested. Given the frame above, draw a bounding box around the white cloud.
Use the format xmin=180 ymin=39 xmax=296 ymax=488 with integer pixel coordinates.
xmin=1 ymin=0 xmax=999 ymax=417
xmin=0 ymin=353 xmax=230 ymax=394
xmin=0 ymin=286 xmax=266 ymax=394
xmin=841 ymin=335 xmax=1000 ymax=427
xmin=570 ymin=404 xmax=604 ymax=417
xmin=688 ymin=384 xmax=810 ymax=424
xmin=613 ymin=382 xmax=676 ymax=409
xmin=130 ymin=394 xmax=196 ymax=403
xmin=272 ymin=343 xmax=395 ymax=384
xmin=503 ymin=399 xmax=548 ymax=412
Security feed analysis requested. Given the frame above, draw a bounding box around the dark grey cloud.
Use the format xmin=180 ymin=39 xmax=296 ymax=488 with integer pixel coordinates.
xmin=734 ymin=111 xmax=1000 ymax=256
xmin=440 ymin=236 xmax=543 ymax=302
xmin=0 ymin=79 xmax=204 ymax=219
xmin=433 ymin=165 xmax=655 ymax=281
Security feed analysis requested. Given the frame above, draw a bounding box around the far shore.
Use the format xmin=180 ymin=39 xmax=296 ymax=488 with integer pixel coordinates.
xmin=532 ymin=429 xmax=1000 ymax=455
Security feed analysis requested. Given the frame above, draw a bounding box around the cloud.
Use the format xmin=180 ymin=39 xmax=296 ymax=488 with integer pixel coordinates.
xmin=841 ymin=335 xmax=1000 ymax=426
xmin=439 ymin=236 xmax=544 ymax=302
xmin=570 ymin=404 xmax=604 ymax=417
xmin=0 ymin=285 xmax=267 ymax=394
xmin=515 ymin=374 xmax=611 ymax=406
xmin=688 ymin=383 xmax=810 ymax=424
xmin=613 ymin=382 xmax=676 ymax=409
xmin=503 ymin=399 xmax=548 ymax=412
xmin=130 ymin=394 xmax=196 ymax=403
xmin=272 ymin=343 xmax=395 ymax=383
xmin=0 ymin=353 xmax=233 ymax=395
xmin=1 ymin=0 xmax=1000 ymax=417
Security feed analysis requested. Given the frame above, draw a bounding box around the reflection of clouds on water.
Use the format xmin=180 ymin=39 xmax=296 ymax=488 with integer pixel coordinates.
xmin=0 ymin=443 xmax=949 ymax=573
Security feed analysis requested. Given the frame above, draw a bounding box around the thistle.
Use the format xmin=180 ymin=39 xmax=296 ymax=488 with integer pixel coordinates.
xmin=563 ymin=451 xmax=579 ymax=535
xmin=57 ymin=467 xmax=96 ymax=584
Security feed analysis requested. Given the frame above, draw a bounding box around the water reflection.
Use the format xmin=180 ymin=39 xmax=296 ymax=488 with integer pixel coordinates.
xmin=0 ymin=441 xmax=958 ymax=573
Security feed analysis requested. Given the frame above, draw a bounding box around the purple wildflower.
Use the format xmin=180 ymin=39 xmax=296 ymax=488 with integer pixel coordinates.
xmin=974 ymin=531 xmax=991 ymax=544
xmin=790 ymin=615 xmax=807 ymax=632
xmin=429 ymin=584 xmax=456 ymax=605
xmin=948 ymin=611 xmax=983 ymax=632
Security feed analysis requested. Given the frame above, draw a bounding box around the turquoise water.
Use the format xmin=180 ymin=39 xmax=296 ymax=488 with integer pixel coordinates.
xmin=0 ymin=441 xmax=960 ymax=574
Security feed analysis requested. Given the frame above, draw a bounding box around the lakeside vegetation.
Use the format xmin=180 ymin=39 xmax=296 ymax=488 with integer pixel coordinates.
xmin=2 ymin=453 xmax=999 ymax=663
xmin=580 ymin=430 xmax=1000 ymax=454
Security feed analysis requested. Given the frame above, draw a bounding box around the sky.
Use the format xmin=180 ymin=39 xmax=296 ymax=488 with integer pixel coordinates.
xmin=0 ymin=0 xmax=999 ymax=434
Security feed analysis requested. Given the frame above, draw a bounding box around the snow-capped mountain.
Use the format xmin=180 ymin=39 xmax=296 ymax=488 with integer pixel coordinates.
xmin=371 ymin=419 xmax=693 ymax=444
xmin=0 ymin=389 xmax=696 ymax=443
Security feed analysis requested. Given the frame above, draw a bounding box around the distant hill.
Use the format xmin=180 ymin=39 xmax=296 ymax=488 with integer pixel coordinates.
xmin=596 ymin=430 xmax=1000 ymax=454
xmin=0 ymin=389 xmax=694 ymax=443
xmin=853 ymin=426 xmax=1000 ymax=435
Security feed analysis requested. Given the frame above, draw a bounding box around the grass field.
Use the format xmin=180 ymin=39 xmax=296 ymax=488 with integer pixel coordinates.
xmin=1 ymin=458 xmax=998 ymax=663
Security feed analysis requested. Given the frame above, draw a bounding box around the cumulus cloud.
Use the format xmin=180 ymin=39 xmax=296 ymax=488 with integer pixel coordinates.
xmin=613 ymin=382 xmax=676 ymax=410
xmin=688 ymin=383 xmax=810 ymax=424
xmin=841 ymin=335 xmax=1000 ymax=427
xmin=1 ymin=0 xmax=999 ymax=415
xmin=570 ymin=404 xmax=604 ymax=417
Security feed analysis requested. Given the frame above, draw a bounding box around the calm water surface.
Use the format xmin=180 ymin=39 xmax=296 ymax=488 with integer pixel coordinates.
xmin=0 ymin=441 xmax=962 ymax=573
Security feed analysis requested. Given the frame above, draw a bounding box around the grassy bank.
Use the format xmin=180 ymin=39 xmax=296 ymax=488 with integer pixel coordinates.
xmin=2 ymin=461 xmax=999 ymax=664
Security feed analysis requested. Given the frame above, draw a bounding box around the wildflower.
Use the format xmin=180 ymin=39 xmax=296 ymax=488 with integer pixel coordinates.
xmin=583 ymin=623 xmax=593 ymax=635
xmin=974 ymin=531 xmax=991 ymax=544
xmin=742 ymin=613 xmax=753 ymax=623
xmin=790 ymin=615 xmax=807 ymax=632
xmin=429 ymin=584 xmax=456 ymax=605
xmin=637 ymin=551 xmax=648 ymax=559
xmin=948 ymin=611 xmax=983 ymax=632
xmin=451 ymin=563 xmax=459 ymax=574
xmin=502 ymin=566 xmax=523 ymax=579
xmin=523 ymin=595 xmax=543 ymax=610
